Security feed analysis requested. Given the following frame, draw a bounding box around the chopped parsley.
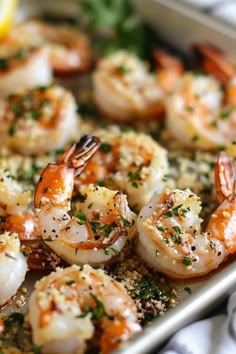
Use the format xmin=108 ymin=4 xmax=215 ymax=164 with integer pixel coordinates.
xmin=3 ymin=313 xmax=24 ymax=333
xmin=128 ymin=169 xmax=141 ymax=188
xmin=0 ymin=58 xmax=8 ymax=70
xmin=184 ymin=287 xmax=192 ymax=294
xmin=133 ymin=275 xmax=163 ymax=300
xmin=219 ymin=110 xmax=231 ymax=119
xmin=116 ymin=65 xmax=130 ymax=74
xmin=180 ymin=208 xmax=188 ymax=218
xmin=100 ymin=142 xmax=111 ymax=154
xmin=210 ymin=119 xmax=218 ymax=127
xmin=97 ymin=179 xmax=105 ymax=187
xmin=173 ymin=225 xmax=182 ymax=234
xmin=76 ymin=210 xmax=87 ymax=225
xmin=0 ymin=312 xmax=24 ymax=347
xmin=8 ymin=124 xmax=16 ymax=136
xmin=172 ymin=205 xmax=183 ymax=216
xmin=120 ymin=214 xmax=132 ymax=227
xmin=192 ymin=135 xmax=200 ymax=142
xmin=33 ymin=345 xmax=42 ymax=354
xmin=0 ymin=216 xmax=6 ymax=223
xmin=104 ymin=247 xmax=109 ymax=255
xmin=182 ymin=256 xmax=191 ymax=266
xmin=44 ymin=236 xmax=53 ymax=242
xmin=110 ymin=246 xmax=120 ymax=255
xmin=66 ymin=280 xmax=76 ymax=285
xmin=162 ymin=174 xmax=168 ymax=182
xmin=89 ymin=220 xmax=117 ymax=238
xmin=164 ymin=204 xmax=183 ymax=218
xmin=78 ymin=293 xmax=107 ymax=320
xmin=12 ymin=102 xmax=22 ymax=117
xmin=157 ymin=225 xmax=168 ymax=232
xmin=30 ymin=110 xmax=40 ymax=120
xmin=186 ymin=105 xmax=194 ymax=112
xmin=12 ymin=49 xmax=29 ymax=59
xmin=170 ymin=233 xmax=181 ymax=244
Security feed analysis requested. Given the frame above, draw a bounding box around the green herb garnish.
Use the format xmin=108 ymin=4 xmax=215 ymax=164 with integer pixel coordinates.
xmin=79 ymin=0 xmax=145 ymax=56
xmin=184 ymin=287 xmax=192 ymax=294
xmin=12 ymin=102 xmax=22 ymax=117
xmin=76 ymin=210 xmax=87 ymax=225
xmin=100 ymin=142 xmax=111 ymax=153
xmin=0 ymin=58 xmax=8 ymax=70
xmin=78 ymin=293 xmax=108 ymax=320
xmin=182 ymin=256 xmax=191 ymax=266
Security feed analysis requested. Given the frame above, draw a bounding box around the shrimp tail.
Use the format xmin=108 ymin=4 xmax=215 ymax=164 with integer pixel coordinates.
xmin=153 ymin=49 xmax=184 ymax=74
xmin=34 ymin=135 xmax=100 ymax=208
xmin=69 ymin=135 xmax=101 ymax=176
xmin=207 ymin=152 xmax=236 ymax=254
xmin=215 ymin=152 xmax=236 ymax=203
xmin=100 ymin=319 xmax=133 ymax=354
xmin=192 ymin=44 xmax=235 ymax=86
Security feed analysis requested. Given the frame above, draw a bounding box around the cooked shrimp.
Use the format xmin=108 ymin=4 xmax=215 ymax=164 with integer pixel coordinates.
xmin=0 ymin=232 xmax=28 ymax=307
xmin=136 ymin=152 xmax=236 ymax=279
xmin=34 ymin=135 xmax=136 ymax=266
xmin=93 ymin=50 xmax=165 ymax=122
xmin=2 ymin=213 xmax=40 ymax=241
xmin=0 ymin=42 xmax=52 ymax=95
xmin=153 ymin=49 xmax=184 ymax=94
xmin=0 ymin=167 xmax=41 ymax=242
xmin=75 ymin=127 xmax=169 ymax=210
xmin=11 ymin=19 xmax=93 ymax=75
xmin=28 ymin=264 xmax=141 ymax=354
xmin=0 ymin=85 xmax=79 ymax=154
xmin=192 ymin=43 xmax=236 ymax=107
xmin=0 ymin=167 xmax=31 ymax=215
xmin=192 ymin=44 xmax=235 ymax=87
xmin=166 ymin=72 xmax=236 ymax=149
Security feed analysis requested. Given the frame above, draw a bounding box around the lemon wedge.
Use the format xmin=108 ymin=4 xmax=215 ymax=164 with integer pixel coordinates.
xmin=0 ymin=0 xmax=18 ymax=38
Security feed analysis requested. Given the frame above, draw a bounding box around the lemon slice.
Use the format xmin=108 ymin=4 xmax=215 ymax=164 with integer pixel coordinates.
xmin=0 ymin=0 xmax=18 ymax=38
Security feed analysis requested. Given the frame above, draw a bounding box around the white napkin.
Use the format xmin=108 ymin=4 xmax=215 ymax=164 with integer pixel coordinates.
xmin=179 ymin=0 xmax=236 ymax=28
xmin=212 ymin=3 xmax=236 ymax=27
xmin=159 ymin=291 xmax=236 ymax=354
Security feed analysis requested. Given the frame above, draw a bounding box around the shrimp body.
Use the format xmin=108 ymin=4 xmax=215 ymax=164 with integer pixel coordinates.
xmin=0 ymin=168 xmax=31 ymax=215
xmin=153 ymin=49 xmax=184 ymax=94
xmin=76 ymin=128 xmax=169 ymax=210
xmin=137 ymin=153 xmax=236 ymax=278
xmin=35 ymin=135 xmax=136 ymax=265
xmin=0 ymin=44 xmax=52 ymax=95
xmin=11 ymin=20 xmax=92 ymax=75
xmin=0 ymin=232 xmax=28 ymax=306
xmin=0 ymin=167 xmax=41 ymax=244
xmin=0 ymin=85 xmax=78 ymax=154
xmin=93 ymin=51 xmax=164 ymax=122
xmin=166 ymin=72 xmax=236 ymax=149
xmin=38 ymin=184 xmax=136 ymax=266
xmin=2 ymin=212 xmax=40 ymax=241
xmin=28 ymin=264 xmax=141 ymax=354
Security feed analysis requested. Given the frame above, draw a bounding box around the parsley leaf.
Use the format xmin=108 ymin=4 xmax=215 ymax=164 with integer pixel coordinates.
xmin=79 ymin=0 xmax=145 ymax=56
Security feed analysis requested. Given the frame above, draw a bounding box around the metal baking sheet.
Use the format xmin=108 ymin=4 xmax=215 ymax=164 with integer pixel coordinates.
xmin=115 ymin=260 xmax=236 ymax=354
xmin=2 ymin=1 xmax=236 ymax=353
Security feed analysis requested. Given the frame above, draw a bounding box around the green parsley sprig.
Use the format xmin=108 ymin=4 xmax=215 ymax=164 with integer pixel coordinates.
xmin=79 ymin=0 xmax=145 ymax=56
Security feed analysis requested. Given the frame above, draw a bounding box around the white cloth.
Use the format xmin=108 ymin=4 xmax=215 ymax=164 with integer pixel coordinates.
xmin=180 ymin=0 xmax=236 ymax=28
xmin=160 ymin=291 xmax=236 ymax=354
